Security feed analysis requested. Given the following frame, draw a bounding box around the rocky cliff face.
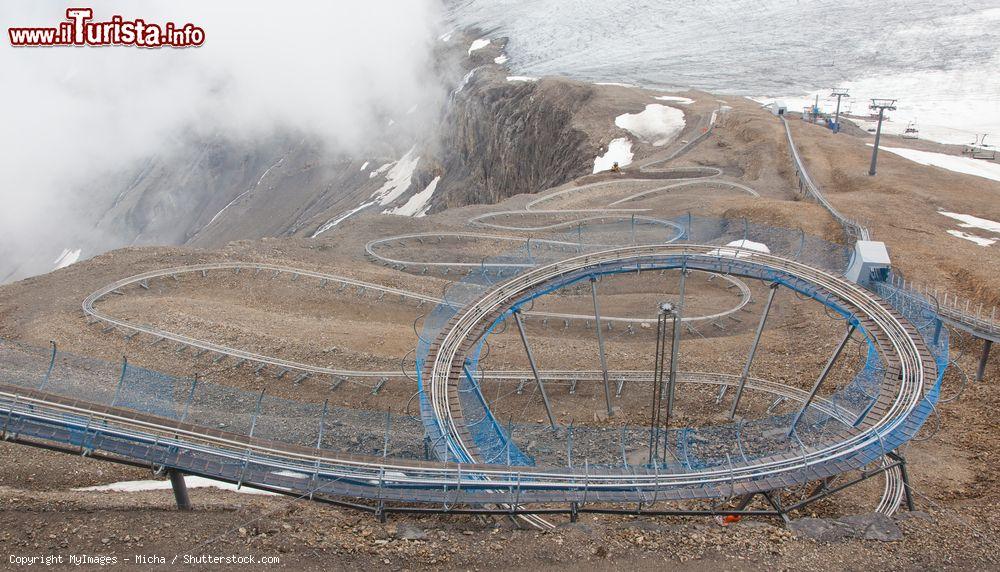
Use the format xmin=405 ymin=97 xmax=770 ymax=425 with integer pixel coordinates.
xmin=430 ymin=71 xmax=596 ymax=209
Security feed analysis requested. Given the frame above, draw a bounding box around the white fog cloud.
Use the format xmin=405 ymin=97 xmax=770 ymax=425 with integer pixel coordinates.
xmin=0 ymin=0 xmax=444 ymax=280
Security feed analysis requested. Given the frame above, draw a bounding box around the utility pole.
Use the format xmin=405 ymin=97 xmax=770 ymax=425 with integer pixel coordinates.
xmin=868 ymin=99 xmax=897 ymax=176
xmin=830 ymin=88 xmax=850 ymax=130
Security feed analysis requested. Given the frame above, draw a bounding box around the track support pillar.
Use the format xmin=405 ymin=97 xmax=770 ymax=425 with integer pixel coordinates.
xmin=728 ymin=282 xmax=779 ymax=418
xmin=168 ymin=470 xmax=192 ymax=511
xmin=763 ymin=491 xmax=790 ymax=524
xmin=513 ymin=310 xmax=557 ymax=429
xmin=977 ymin=339 xmax=992 ymax=382
xmin=788 ymin=323 xmax=857 ymax=436
xmin=664 ymin=267 xmax=687 ymax=427
xmin=892 ymin=452 xmax=916 ymax=512
xmin=590 ymin=277 xmax=614 ymax=417
xmin=649 ymin=266 xmax=685 ymax=464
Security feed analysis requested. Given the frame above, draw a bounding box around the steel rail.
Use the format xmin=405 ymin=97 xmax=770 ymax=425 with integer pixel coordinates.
xmin=0 ymin=350 xmax=911 ymax=497
xmin=880 ymin=280 xmax=999 ymax=343
xmin=468 ymin=211 xmax=675 ymax=233
xmin=780 ymin=115 xmax=871 ymax=241
xmin=76 ymin=260 xmax=920 ymax=500
xmin=83 ymin=263 xmax=752 ymax=383
xmin=522 ymin=167 xmax=723 ymax=211
xmin=607 ymin=180 xmax=760 ymax=206
xmin=425 ymin=245 xmax=928 ymax=499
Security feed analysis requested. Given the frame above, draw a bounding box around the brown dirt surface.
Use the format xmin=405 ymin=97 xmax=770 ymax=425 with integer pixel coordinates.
xmin=0 ymin=81 xmax=998 ymax=570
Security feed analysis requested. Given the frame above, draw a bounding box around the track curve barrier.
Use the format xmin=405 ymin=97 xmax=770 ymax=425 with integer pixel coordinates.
xmin=411 ymin=224 xmax=947 ymax=510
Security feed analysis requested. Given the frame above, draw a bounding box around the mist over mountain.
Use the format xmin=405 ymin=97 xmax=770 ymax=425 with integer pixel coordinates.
xmin=0 ymin=1 xmax=446 ymax=282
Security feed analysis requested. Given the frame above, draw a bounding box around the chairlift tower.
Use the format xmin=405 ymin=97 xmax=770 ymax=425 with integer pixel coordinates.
xmin=830 ymin=88 xmax=850 ymax=130
xmin=868 ymin=99 xmax=897 ymax=176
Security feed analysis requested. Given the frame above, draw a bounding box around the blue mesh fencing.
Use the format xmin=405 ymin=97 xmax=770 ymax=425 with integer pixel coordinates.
xmin=0 ymin=213 xmax=951 ymax=505
xmin=414 ymin=215 xmax=943 ymax=480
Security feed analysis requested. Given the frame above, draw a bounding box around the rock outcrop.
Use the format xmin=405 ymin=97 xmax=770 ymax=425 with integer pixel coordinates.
xmin=431 ymin=72 xmax=595 ymax=209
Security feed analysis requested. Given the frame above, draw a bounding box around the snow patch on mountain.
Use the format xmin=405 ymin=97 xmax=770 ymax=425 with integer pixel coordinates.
xmin=708 ymin=239 xmax=771 ymax=258
xmin=454 ymin=67 xmax=481 ymax=94
xmin=53 ymin=248 xmax=81 ymax=270
xmin=874 ymin=146 xmax=1000 ymax=183
xmin=311 ymin=201 xmax=376 ymax=237
xmin=947 ymin=230 xmax=996 ymax=246
xmin=384 ymin=176 xmax=440 ymax=217
xmin=614 ymin=104 xmax=685 ymax=146
xmin=370 ymin=148 xmax=420 ymax=206
xmin=654 ymin=95 xmax=694 ymax=105
xmin=593 ymin=137 xmax=633 ymax=173
xmin=468 ymin=38 xmax=491 ymax=54
xmin=76 ymin=477 xmax=277 ymax=496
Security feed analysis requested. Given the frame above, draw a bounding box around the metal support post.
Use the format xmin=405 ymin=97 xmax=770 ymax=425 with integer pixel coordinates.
xmin=590 ymin=277 xmax=614 ymax=416
xmin=513 ymin=310 xmax=557 ymax=429
xmin=309 ymin=399 xmax=329 ymax=500
xmin=728 ymin=283 xmax=779 ymax=419
xmin=831 ymin=88 xmax=849 ymax=130
xmin=977 ymin=339 xmax=993 ymax=382
xmin=648 ymin=308 xmax=669 ymax=465
xmin=665 ymin=267 xmax=687 ymax=425
xmin=762 ymin=491 xmax=790 ymax=524
xmin=111 ymin=357 xmax=128 ymax=407
xmin=237 ymin=390 xmax=266 ymax=488
xmin=566 ymin=422 xmax=574 ymax=468
xmin=382 ymin=409 xmax=392 ymax=460
xmin=169 ymin=470 xmax=192 ymax=511
xmin=892 ymin=452 xmax=916 ymax=512
xmin=788 ymin=324 xmax=857 ymax=436
xmin=38 ymin=341 xmax=57 ymax=391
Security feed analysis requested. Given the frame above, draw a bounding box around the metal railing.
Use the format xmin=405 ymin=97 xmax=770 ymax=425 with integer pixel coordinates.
xmin=781 ymin=116 xmax=871 ymax=241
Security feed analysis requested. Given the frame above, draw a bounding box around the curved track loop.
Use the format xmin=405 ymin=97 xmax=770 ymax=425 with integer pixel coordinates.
xmin=83 ymin=262 xmax=752 ymax=385
xmin=421 ymin=245 xmax=933 ymax=511
xmin=607 ymin=180 xmax=760 ymax=206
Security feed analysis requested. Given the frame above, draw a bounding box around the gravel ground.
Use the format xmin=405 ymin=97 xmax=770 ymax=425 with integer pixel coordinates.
xmin=0 ymin=92 xmax=997 ymax=570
